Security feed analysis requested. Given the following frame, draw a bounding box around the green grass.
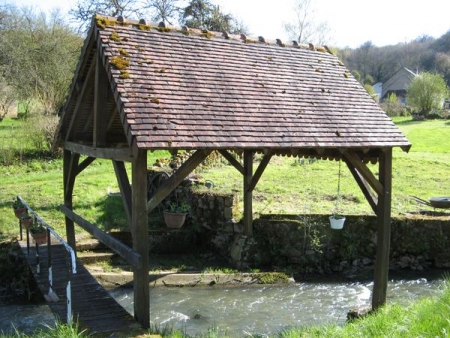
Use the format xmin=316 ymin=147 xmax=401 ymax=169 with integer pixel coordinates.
xmin=1 ymin=116 xmax=450 ymax=338
xmin=393 ymin=117 xmax=450 ymax=153
xmin=1 ymin=117 xmax=450 ymax=238
xmin=273 ymin=280 xmax=450 ymax=338
xmin=0 ymin=320 xmax=89 ymax=337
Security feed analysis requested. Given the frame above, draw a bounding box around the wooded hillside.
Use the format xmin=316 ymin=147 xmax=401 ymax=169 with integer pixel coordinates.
xmin=339 ymin=31 xmax=450 ymax=86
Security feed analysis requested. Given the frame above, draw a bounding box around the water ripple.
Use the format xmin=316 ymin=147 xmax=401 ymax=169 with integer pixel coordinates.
xmin=107 ymin=277 xmax=446 ymax=337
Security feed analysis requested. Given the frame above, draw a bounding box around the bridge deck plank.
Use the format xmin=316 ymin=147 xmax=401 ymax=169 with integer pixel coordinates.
xmin=19 ymin=241 xmax=138 ymax=334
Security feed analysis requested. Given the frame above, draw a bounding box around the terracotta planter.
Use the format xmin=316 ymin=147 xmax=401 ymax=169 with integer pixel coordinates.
xmin=31 ymin=231 xmax=47 ymax=245
xmin=329 ymin=215 xmax=345 ymax=229
xmin=21 ymin=217 xmax=33 ymax=229
xmin=163 ymin=212 xmax=187 ymax=228
xmin=14 ymin=207 xmax=27 ymax=219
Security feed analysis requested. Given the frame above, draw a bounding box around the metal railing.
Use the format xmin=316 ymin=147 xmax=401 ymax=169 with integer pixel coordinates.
xmin=16 ymin=196 xmax=77 ymax=325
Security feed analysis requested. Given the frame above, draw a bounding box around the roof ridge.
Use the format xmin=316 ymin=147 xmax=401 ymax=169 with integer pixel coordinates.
xmin=94 ymin=14 xmax=334 ymax=54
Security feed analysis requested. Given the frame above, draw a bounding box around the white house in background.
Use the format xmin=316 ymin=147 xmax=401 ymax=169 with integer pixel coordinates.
xmin=381 ymin=67 xmax=417 ymax=103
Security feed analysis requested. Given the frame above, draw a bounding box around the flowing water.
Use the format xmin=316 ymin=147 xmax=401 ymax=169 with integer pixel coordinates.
xmin=0 ymin=304 xmax=54 ymax=335
xmin=109 ymin=277 xmax=446 ymax=337
xmin=0 ymin=274 xmax=446 ymax=336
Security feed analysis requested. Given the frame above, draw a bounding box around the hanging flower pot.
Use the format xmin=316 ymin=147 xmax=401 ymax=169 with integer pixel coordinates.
xmin=14 ymin=207 xmax=27 ymax=219
xmin=163 ymin=211 xmax=187 ymax=228
xmin=163 ymin=201 xmax=190 ymax=228
xmin=31 ymin=232 xmax=47 ymax=245
xmin=12 ymin=200 xmax=27 ymax=219
xmin=30 ymin=221 xmax=47 ymax=245
xmin=329 ymin=215 xmax=346 ymax=229
xmin=20 ymin=213 xmax=33 ymax=229
xmin=31 ymin=230 xmax=47 ymax=245
xmin=329 ymin=159 xmax=345 ymax=230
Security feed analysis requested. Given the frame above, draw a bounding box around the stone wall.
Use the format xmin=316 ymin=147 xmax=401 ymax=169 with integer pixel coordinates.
xmin=148 ymin=191 xmax=236 ymax=254
xmin=189 ymin=191 xmax=235 ymax=231
xmin=202 ymin=210 xmax=450 ymax=276
xmin=149 ymin=190 xmax=450 ymax=277
xmin=248 ymin=214 xmax=450 ymax=276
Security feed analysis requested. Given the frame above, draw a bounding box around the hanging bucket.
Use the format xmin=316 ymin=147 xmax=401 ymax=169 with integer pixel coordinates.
xmin=329 ymin=215 xmax=345 ymax=229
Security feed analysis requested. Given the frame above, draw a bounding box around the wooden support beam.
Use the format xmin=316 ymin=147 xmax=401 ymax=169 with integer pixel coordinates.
xmin=147 ymin=150 xmax=212 ymax=212
xmin=344 ymin=158 xmax=378 ymax=214
xmin=243 ymin=151 xmax=254 ymax=237
xmin=64 ymin=141 xmax=134 ymax=162
xmin=60 ymin=205 xmax=142 ymax=269
xmin=63 ymin=26 xmax=95 ymax=115
xmin=63 ymin=150 xmax=79 ymax=253
xmin=131 ymin=149 xmax=149 ymax=328
xmin=113 ymin=160 xmax=132 ymax=225
xmin=372 ymin=148 xmax=393 ymax=310
xmin=343 ymin=151 xmax=383 ymax=196
xmin=247 ymin=152 xmax=272 ymax=193
xmin=107 ymin=106 xmax=118 ymax=130
xmin=219 ymin=150 xmax=244 ymax=175
xmin=65 ymin=56 xmax=96 ymax=142
xmin=94 ymin=50 xmax=109 ymax=147
xmin=77 ymin=156 xmax=96 ymax=174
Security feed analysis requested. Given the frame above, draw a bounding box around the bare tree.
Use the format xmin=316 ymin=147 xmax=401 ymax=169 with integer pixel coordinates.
xmin=1 ymin=6 xmax=83 ymax=115
xmin=0 ymin=78 xmax=15 ymax=120
xmin=283 ymin=0 xmax=330 ymax=45
xmin=144 ymin=0 xmax=180 ymax=25
xmin=69 ymin=0 xmax=144 ymax=32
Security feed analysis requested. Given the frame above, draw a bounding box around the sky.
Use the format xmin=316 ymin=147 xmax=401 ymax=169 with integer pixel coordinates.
xmin=5 ymin=0 xmax=450 ymax=48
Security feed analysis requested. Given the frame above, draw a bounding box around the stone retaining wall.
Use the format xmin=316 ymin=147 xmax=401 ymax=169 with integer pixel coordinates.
xmin=247 ymin=214 xmax=450 ymax=275
xmin=151 ymin=191 xmax=450 ymax=276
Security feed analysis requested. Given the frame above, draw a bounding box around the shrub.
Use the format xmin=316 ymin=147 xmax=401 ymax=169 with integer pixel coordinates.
xmin=380 ymin=101 xmax=410 ymax=117
xmin=23 ymin=114 xmax=59 ymax=155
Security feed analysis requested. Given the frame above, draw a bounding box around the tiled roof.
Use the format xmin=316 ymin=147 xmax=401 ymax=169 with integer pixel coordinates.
xmin=60 ymin=15 xmax=411 ymax=156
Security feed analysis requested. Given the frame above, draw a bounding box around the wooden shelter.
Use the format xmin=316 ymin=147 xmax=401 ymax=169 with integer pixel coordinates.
xmin=56 ymin=14 xmax=411 ymax=328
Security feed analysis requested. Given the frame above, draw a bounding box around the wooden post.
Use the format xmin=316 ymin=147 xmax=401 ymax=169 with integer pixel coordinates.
xmin=372 ymin=148 xmax=392 ymax=309
xmin=131 ymin=149 xmax=149 ymax=328
xmin=63 ymin=149 xmax=79 ymax=252
xmin=243 ymin=151 xmax=253 ymax=237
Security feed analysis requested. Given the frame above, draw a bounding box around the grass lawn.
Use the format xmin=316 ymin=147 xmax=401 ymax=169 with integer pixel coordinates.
xmin=0 ymin=116 xmax=449 ymax=337
xmin=1 ymin=117 xmax=449 ymax=238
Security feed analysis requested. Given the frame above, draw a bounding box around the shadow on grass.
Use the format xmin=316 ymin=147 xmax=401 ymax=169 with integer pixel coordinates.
xmin=1 ymin=198 xmax=61 ymax=216
xmin=0 ymin=149 xmax=58 ymax=166
xmin=393 ymin=118 xmax=423 ymax=126
xmin=94 ymin=195 xmax=128 ymax=232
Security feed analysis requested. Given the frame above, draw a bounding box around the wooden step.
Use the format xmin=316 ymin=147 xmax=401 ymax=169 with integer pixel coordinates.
xmin=77 ymin=250 xmax=116 ymax=264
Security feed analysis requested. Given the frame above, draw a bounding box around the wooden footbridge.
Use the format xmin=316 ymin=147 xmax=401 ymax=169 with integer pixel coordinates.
xmin=15 ymin=198 xmax=139 ymax=335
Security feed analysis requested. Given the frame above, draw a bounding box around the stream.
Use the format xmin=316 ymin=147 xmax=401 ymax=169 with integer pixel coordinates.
xmin=0 ymin=274 xmax=447 ymax=336
xmin=109 ymin=276 xmax=446 ymax=337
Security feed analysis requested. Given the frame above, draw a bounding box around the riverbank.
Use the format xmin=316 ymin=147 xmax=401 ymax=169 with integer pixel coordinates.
xmin=91 ymin=269 xmax=295 ymax=288
xmin=2 ymin=277 xmax=449 ymax=338
xmin=0 ymin=235 xmax=450 ymax=338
